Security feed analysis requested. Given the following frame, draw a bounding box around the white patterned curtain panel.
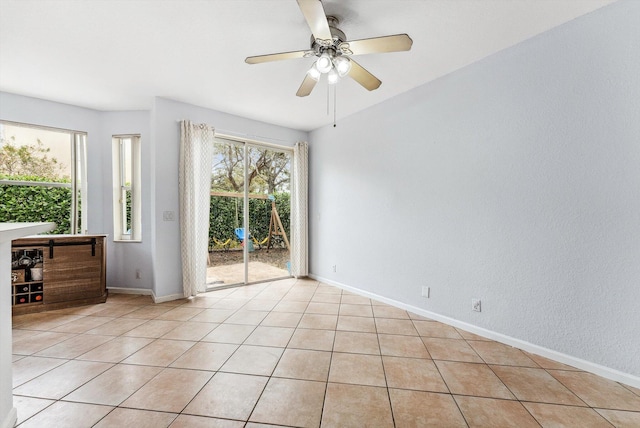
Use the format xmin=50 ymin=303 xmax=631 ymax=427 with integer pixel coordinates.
xmin=291 ymin=141 xmax=309 ymax=277
xmin=179 ymin=121 xmax=215 ymax=297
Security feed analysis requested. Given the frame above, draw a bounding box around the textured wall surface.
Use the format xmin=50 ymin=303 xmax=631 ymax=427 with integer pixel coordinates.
xmin=151 ymin=98 xmax=308 ymax=298
xmin=309 ymin=0 xmax=640 ymax=377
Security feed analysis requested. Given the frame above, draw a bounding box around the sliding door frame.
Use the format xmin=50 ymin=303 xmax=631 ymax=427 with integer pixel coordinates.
xmin=214 ymin=133 xmax=293 ymax=287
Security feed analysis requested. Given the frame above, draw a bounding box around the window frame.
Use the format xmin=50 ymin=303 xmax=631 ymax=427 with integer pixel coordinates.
xmin=112 ymin=134 xmax=141 ymax=242
xmin=0 ymin=120 xmax=87 ymax=234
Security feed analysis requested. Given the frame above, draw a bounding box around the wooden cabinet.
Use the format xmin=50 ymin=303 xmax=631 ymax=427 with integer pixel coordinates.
xmin=11 ymin=235 xmax=107 ymax=315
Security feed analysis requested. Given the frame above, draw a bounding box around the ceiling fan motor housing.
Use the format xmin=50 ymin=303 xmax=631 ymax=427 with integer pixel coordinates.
xmin=310 ymin=16 xmax=348 ymax=58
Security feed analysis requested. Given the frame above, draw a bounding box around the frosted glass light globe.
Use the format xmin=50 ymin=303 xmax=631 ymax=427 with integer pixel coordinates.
xmin=327 ymin=68 xmax=339 ymax=85
xmin=333 ymin=56 xmax=352 ymax=77
xmin=307 ymin=65 xmax=321 ymax=81
xmin=315 ymin=53 xmax=333 ymax=73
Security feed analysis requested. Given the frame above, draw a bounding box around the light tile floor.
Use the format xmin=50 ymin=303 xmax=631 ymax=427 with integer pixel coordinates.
xmin=10 ymin=278 xmax=640 ymax=427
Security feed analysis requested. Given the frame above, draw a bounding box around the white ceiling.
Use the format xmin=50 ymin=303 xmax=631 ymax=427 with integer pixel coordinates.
xmin=0 ymin=0 xmax=616 ymax=132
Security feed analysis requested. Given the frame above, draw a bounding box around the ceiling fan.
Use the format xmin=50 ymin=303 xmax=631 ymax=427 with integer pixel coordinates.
xmin=245 ymin=0 xmax=413 ymax=97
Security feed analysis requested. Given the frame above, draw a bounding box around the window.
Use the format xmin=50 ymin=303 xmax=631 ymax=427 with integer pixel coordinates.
xmin=112 ymin=135 xmax=141 ymax=241
xmin=0 ymin=121 xmax=87 ymax=234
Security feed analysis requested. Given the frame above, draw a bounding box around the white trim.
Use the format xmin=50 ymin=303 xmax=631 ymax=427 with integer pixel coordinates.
xmin=242 ymin=143 xmax=249 ymax=283
xmin=1 ymin=407 xmax=17 ymax=428
xmin=0 ymin=119 xmax=83 ymax=135
xmin=0 ymin=179 xmax=71 ymax=188
xmin=152 ymin=293 xmax=184 ymax=303
xmin=310 ymin=274 xmax=640 ymax=390
xmin=107 ymin=287 xmax=185 ymax=304
xmin=112 ymin=135 xmax=141 ymax=241
xmin=107 ymin=287 xmax=152 ymax=295
xmin=108 ymin=287 xmax=183 ymax=303
xmin=215 ymin=133 xmax=294 ymax=154
xmin=76 ymin=133 xmax=88 ymax=234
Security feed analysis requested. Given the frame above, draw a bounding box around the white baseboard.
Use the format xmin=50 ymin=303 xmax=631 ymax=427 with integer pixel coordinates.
xmin=1 ymin=407 xmax=17 ymax=428
xmin=107 ymin=287 xmax=153 ymax=295
xmin=107 ymin=286 xmax=185 ymax=304
xmin=310 ymin=274 xmax=640 ymax=390
xmin=152 ymin=293 xmax=184 ymax=303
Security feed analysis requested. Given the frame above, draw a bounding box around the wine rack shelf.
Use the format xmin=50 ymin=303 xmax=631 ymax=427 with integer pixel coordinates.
xmin=10 ymin=235 xmax=107 ymax=315
xmin=11 ymin=247 xmax=44 ymax=307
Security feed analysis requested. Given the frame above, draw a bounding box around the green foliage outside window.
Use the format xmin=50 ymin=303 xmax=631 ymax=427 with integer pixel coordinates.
xmin=0 ymin=179 xmax=72 ymax=234
xmin=1 ymin=135 xmax=73 ymax=234
xmin=209 ymin=192 xmax=290 ymax=249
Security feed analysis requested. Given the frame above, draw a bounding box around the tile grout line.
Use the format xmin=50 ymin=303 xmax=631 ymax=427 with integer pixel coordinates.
xmin=428 ymin=346 xmax=471 ymax=428
xmin=371 ymin=298 xmax=398 ymax=428
xmin=109 ymin=280 xmax=294 ymax=425
xmin=480 ymin=372 xmax=544 ymax=427
xmin=12 ymin=278 xmax=640 ymax=426
xmin=247 ymin=279 xmax=310 ymax=424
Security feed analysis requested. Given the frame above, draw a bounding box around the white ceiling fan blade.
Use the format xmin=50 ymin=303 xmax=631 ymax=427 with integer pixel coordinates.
xmin=296 ymin=73 xmax=318 ymax=97
xmin=297 ymin=0 xmax=332 ymax=42
xmin=341 ymin=34 xmax=413 ymax=56
xmin=245 ymin=49 xmax=312 ymax=64
xmin=348 ymin=59 xmax=382 ymax=91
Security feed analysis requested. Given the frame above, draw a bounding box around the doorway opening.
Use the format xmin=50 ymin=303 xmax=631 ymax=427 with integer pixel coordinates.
xmin=206 ymin=136 xmax=292 ymax=288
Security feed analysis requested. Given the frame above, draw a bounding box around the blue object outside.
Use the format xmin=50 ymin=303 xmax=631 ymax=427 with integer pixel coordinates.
xmin=234 ymin=228 xmax=249 ymax=240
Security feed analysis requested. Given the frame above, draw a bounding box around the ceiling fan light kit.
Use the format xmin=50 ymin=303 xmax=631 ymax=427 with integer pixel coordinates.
xmin=307 ymin=50 xmax=352 ymax=86
xmin=315 ymin=52 xmax=333 ymax=73
xmin=307 ymin=66 xmax=321 ymax=82
xmin=333 ymin=56 xmax=352 ymax=77
xmin=327 ymin=68 xmax=339 ymax=85
xmin=245 ymin=0 xmax=413 ymax=97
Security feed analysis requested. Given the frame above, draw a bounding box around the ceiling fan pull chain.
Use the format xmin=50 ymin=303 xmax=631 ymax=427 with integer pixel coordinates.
xmin=327 ymin=83 xmax=330 ymax=116
xmin=333 ymin=84 xmax=337 ymax=128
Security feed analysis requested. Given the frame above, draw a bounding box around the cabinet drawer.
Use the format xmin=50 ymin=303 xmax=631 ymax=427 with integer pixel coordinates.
xmin=44 ymin=286 xmax=103 ymax=303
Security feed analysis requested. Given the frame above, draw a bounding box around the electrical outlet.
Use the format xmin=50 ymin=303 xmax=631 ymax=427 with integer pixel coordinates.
xmin=332 ymin=265 xmax=337 ymax=273
xmin=162 ymin=211 xmax=175 ymax=221
xmin=472 ymin=299 xmax=481 ymax=312
xmin=422 ymin=286 xmax=430 ymax=298
xmin=136 ymin=269 xmax=141 ymax=279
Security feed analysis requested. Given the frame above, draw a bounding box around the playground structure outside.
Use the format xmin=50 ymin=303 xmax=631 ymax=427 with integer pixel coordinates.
xmin=207 ymin=191 xmax=291 ymax=286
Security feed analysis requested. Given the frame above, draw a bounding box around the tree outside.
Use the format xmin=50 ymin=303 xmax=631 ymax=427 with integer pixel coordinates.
xmin=209 ymin=142 xmax=291 ymax=245
xmin=0 ymin=136 xmax=68 ymax=181
xmin=0 ymin=124 xmax=73 ymax=234
xmin=211 ymin=143 xmax=290 ymax=194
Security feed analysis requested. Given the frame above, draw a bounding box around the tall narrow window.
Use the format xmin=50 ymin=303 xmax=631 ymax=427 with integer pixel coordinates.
xmin=112 ymin=135 xmax=141 ymax=241
xmin=0 ymin=121 xmax=87 ymax=234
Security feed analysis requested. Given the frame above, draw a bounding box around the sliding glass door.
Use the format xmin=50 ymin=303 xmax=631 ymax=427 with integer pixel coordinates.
xmin=246 ymin=145 xmax=291 ymax=283
xmin=207 ymin=137 xmax=292 ymax=288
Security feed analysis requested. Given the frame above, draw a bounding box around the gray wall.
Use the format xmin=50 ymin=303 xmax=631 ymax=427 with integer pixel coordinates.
xmin=0 ymin=94 xmax=307 ymax=300
xmin=150 ymin=97 xmax=308 ymax=298
xmin=101 ymin=111 xmax=153 ymax=290
xmin=309 ymin=0 xmax=640 ymax=377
